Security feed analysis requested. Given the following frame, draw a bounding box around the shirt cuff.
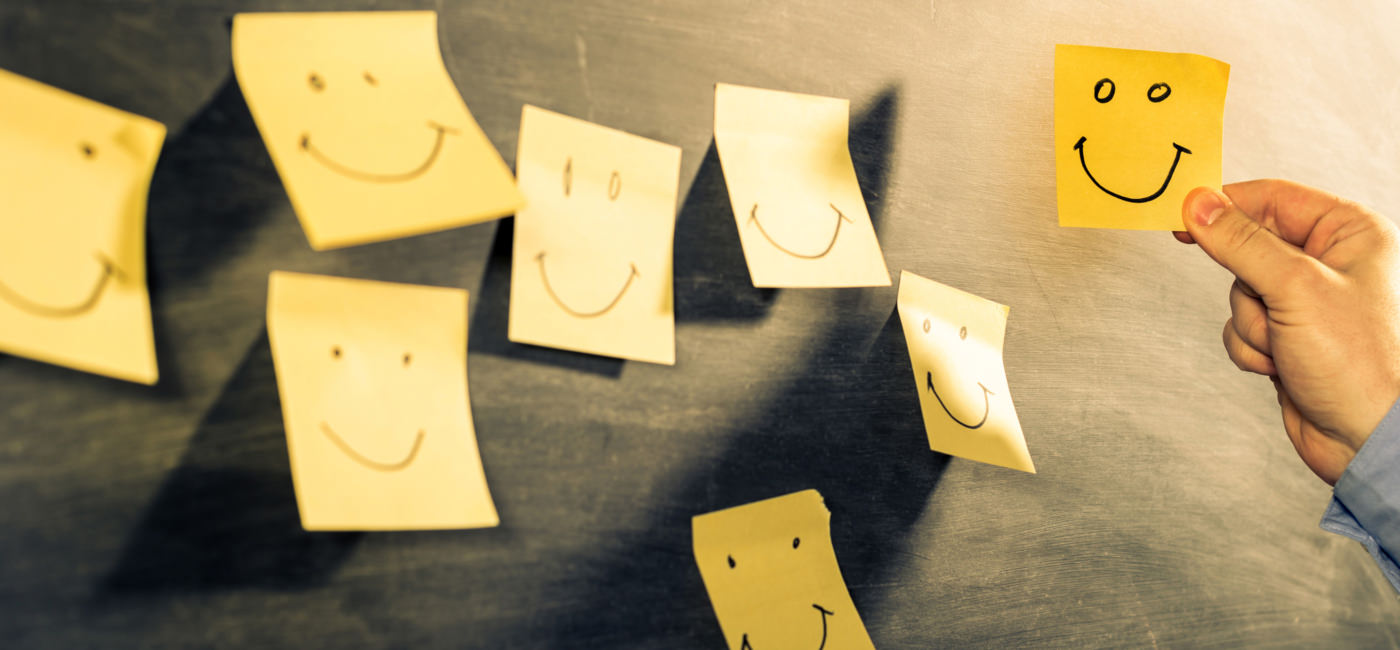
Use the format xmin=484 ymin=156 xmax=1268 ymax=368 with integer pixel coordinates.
xmin=1320 ymin=497 xmax=1400 ymax=592
xmin=1322 ymin=395 xmax=1400 ymax=592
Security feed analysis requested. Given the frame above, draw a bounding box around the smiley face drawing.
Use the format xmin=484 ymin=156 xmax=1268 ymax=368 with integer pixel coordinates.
xmin=714 ymin=83 xmax=890 ymax=288
xmin=508 ymin=105 xmax=680 ymax=365
xmin=897 ymin=271 xmax=1034 ymax=473
xmin=1055 ymin=44 xmax=1230 ymax=230
xmin=0 ymin=68 xmax=164 ymax=384
xmin=693 ymin=490 xmax=875 ymax=650
xmin=232 ymin=11 xmax=523 ymax=250
xmin=267 ymin=271 xmax=498 ymax=531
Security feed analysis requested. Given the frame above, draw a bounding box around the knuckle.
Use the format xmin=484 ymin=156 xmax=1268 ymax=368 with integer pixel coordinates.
xmin=1222 ymin=321 xmax=1268 ymax=374
xmin=1233 ymin=278 xmax=1259 ymax=299
xmin=1223 ymin=217 xmax=1267 ymax=254
xmin=1244 ymin=313 xmax=1270 ymax=351
xmin=1228 ymin=295 xmax=1271 ymax=351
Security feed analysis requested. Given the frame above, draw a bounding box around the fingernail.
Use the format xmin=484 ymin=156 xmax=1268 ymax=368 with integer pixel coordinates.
xmin=1191 ymin=189 xmax=1229 ymax=227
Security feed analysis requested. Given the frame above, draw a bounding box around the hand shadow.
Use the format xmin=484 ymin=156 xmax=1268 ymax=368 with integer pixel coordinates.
xmin=95 ymin=330 xmax=360 ymax=598
xmin=531 ymin=87 xmax=945 ymax=648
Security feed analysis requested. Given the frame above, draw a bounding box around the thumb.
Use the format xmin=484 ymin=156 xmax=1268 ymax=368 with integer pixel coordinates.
xmin=1182 ymin=187 xmax=1315 ymax=299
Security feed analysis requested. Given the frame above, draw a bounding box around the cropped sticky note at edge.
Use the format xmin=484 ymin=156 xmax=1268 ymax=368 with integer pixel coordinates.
xmin=267 ymin=271 xmax=498 ymax=531
xmin=1055 ymin=44 xmax=1230 ymax=230
xmin=0 ymin=67 xmax=164 ymax=385
xmin=232 ymin=11 xmax=523 ymax=250
xmin=713 ymin=82 xmax=890 ymax=288
xmin=692 ymin=490 xmax=875 ymax=650
xmin=897 ymin=270 xmax=1034 ymax=473
xmin=508 ymin=105 xmax=680 ymax=365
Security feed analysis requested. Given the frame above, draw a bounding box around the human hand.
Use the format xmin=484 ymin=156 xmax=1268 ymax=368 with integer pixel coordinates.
xmin=1176 ymin=180 xmax=1400 ymax=485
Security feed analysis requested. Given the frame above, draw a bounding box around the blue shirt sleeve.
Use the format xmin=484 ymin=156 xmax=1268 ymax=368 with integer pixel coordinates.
xmin=1320 ymin=396 xmax=1400 ymax=592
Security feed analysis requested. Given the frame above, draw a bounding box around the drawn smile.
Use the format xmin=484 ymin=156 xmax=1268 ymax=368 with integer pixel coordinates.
xmin=536 ymin=251 xmax=639 ymax=318
xmin=319 ymin=421 xmax=425 ymax=472
xmin=0 ymin=252 xmax=116 ymax=317
xmin=926 ymin=371 xmax=993 ymax=429
xmin=748 ymin=203 xmax=851 ymax=259
xmin=1074 ymin=136 xmax=1190 ymax=203
xmin=300 ymin=120 xmax=458 ymax=183
xmin=739 ymin=604 xmax=835 ymax=650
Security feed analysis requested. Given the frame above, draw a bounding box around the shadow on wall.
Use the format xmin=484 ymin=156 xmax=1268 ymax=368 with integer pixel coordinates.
xmin=143 ymin=72 xmax=289 ymax=397
xmin=532 ymin=87 xmax=950 ymax=647
xmin=96 ymin=331 xmax=360 ymax=596
xmin=673 ymin=141 xmax=779 ymax=323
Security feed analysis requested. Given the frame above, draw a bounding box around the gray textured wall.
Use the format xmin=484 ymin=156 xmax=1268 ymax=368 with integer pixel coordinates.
xmin=2 ymin=1 xmax=1398 ymax=647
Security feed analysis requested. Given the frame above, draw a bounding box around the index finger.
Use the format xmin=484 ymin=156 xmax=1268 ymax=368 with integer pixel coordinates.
xmin=1222 ymin=179 xmax=1343 ymax=249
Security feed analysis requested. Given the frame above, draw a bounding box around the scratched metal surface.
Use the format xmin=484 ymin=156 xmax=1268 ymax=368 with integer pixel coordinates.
xmin=2 ymin=0 xmax=1399 ymax=647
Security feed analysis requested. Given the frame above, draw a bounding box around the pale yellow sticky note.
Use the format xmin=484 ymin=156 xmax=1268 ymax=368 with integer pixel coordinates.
xmin=713 ymin=83 xmax=889 ymax=288
xmin=693 ymin=490 xmax=875 ymax=650
xmin=0 ymin=68 xmax=163 ymax=384
xmin=508 ymin=106 xmax=680 ymax=365
xmin=232 ymin=11 xmax=523 ymax=250
xmin=897 ymin=270 xmax=1034 ymax=473
xmin=266 ymin=271 xmax=498 ymax=531
xmin=1055 ymin=44 xmax=1230 ymax=230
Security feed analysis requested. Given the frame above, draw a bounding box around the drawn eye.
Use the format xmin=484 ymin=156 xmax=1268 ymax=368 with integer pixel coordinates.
xmin=922 ymin=318 xmax=931 ymax=334
xmin=79 ymin=142 xmax=96 ymax=159
xmin=402 ymin=352 xmax=412 ymax=367
xmin=1094 ymin=78 xmax=1115 ymax=103
xmin=363 ymin=71 xmax=378 ymax=86
xmin=308 ymin=72 xmax=325 ymax=92
xmin=727 ymin=555 xmax=736 ymax=569
xmin=608 ymin=171 xmax=621 ymax=201
xmin=1147 ymin=82 xmax=1171 ymax=103
xmin=792 ymin=537 xmax=801 ymax=549
xmin=331 ymin=345 xmax=342 ymax=359
xmin=959 ymin=326 xmax=967 ymax=340
xmin=563 ymin=157 xmax=572 ymax=197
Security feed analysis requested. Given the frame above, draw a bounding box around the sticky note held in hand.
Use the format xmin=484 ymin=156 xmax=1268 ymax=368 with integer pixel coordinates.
xmin=509 ymin=105 xmax=681 ymax=365
xmin=714 ymin=83 xmax=890 ymax=288
xmin=897 ymin=270 xmax=1034 ymax=473
xmin=1055 ymin=44 xmax=1230 ymax=230
xmin=0 ymin=68 xmax=164 ymax=384
xmin=693 ymin=490 xmax=875 ymax=650
xmin=267 ymin=271 xmax=498 ymax=531
xmin=233 ymin=11 xmax=523 ymax=250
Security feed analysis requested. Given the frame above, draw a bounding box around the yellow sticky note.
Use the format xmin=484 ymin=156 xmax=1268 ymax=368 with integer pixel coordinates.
xmin=0 ymin=68 xmax=164 ymax=384
xmin=508 ymin=106 xmax=680 ymax=365
xmin=693 ymin=490 xmax=875 ymax=650
xmin=897 ymin=270 xmax=1034 ymax=473
xmin=714 ymin=83 xmax=890 ymax=288
xmin=1055 ymin=44 xmax=1230 ymax=230
xmin=232 ymin=11 xmax=523 ymax=250
xmin=266 ymin=271 xmax=498 ymax=531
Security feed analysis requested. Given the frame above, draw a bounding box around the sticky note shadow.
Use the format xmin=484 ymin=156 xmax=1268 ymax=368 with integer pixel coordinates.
xmin=530 ymin=87 xmax=942 ymax=647
xmin=97 ymin=331 xmax=360 ymax=596
xmin=672 ymin=141 xmax=778 ymax=321
xmin=469 ymin=218 xmax=626 ymax=378
xmin=141 ymin=72 xmax=288 ymax=396
xmin=146 ymin=72 xmax=284 ymax=293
